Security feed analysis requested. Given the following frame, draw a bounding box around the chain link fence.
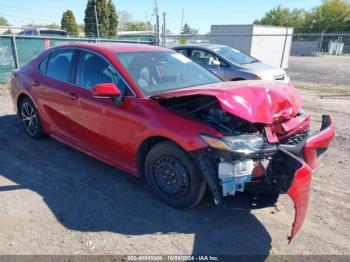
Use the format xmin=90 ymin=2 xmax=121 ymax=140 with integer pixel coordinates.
xmin=163 ymin=33 xmax=350 ymax=55
xmin=291 ymin=33 xmax=350 ymax=56
xmin=1 ymin=32 xmax=349 ymax=85
xmin=0 ymin=34 xmax=155 ymax=84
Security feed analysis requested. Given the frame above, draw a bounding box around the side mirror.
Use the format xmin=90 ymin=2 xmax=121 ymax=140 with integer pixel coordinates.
xmin=92 ymin=83 xmax=121 ymax=98
xmin=92 ymin=83 xmax=124 ymax=106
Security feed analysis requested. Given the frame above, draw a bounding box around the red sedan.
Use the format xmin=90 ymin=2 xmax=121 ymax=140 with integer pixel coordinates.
xmin=10 ymin=43 xmax=334 ymax=241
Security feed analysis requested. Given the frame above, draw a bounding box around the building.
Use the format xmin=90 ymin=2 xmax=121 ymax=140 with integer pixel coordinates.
xmin=210 ymin=24 xmax=293 ymax=69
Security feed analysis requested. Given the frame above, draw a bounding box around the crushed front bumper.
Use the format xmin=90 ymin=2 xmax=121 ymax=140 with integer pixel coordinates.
xmin=193 ymin=115 xmax=334 ymax=242
xmin=278 ymin=115 xmax=334 ymax=241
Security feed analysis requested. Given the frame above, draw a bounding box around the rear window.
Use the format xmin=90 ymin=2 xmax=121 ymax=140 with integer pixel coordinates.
xmin=46 ymin=49 xmax=74 ymax=82
xmin=39 ymin=55 xmax=49 ymax=74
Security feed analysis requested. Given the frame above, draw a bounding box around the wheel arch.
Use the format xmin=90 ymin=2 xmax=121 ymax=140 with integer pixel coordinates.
xmin=16 ymin=93 xmax=31 ymax=116
xmin=136 ymin=136 xmax=189 ymax=177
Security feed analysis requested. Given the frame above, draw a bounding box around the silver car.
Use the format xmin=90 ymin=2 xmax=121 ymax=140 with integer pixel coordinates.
xmin=18 ymin=28 xmax=70 ymax=38
xmin=173 ymin=44 xmax=289 ymax=83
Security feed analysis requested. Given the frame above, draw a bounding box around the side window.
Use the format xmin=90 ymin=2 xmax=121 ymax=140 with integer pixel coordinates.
xmin=77 ymin=51 xmax=128 ymax=95
xmin=39 ymin=55 xmax=49 ymax=74
xmin=190 ymin=49 xmax=224 ymax=67
xmin=46 ymin=49 xmax=74 ymax=82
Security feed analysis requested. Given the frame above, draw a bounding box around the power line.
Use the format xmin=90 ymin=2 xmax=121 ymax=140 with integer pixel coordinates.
xmin=0 ymin=13 xmax=54 ymax=23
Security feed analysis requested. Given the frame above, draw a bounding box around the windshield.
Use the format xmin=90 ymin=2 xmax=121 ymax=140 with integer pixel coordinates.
xmin=116 ymin=51 xmax=222 ymax=96
xmin=213 ymin=47 xmax=258 ymax=65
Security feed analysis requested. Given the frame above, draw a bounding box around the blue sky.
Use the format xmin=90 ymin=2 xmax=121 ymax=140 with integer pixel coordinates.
xmin=0 ymin=0 xmax=322 ymax=33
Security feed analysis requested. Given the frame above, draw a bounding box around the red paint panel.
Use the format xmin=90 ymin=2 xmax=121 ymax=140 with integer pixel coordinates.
xmin=304 ymin=123 xmax=335 ymax=169
xmin=274 ymin=114 xmax=310 ymax=140
xmin=287 ymin=162 xmax=312 ymax=242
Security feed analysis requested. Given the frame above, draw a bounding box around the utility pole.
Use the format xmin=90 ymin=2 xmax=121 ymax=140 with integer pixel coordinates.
xmin=162 ymin=12 xmax=166 ymax=47
xmin=179 ymin=8 xmax=184 ymax=38
xmin=154 ymin=0 xmax=160 ymax=45
xmin=94 ymin=3 xmax=100 ymax=41
xmin=145 ymin=12 xmax=148 ymax=31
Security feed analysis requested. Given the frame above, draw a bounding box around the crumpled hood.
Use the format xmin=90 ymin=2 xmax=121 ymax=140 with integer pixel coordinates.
xmin=153 ymin=80 xmax=303 ymax=124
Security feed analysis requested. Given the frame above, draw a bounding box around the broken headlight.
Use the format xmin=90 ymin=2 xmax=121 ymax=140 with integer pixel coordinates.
xmin=200 ymin=134 xmax=276 ymax=155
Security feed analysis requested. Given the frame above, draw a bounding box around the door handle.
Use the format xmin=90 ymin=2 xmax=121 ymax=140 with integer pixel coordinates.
xmin=32 ymin=80 xmax=40 ymax=87
xmin=69 ymin=93 xmax=79 ymax=100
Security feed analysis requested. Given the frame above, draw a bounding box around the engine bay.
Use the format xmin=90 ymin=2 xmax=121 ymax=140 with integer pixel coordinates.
xmin=157 ymin=94 xmax=310 ymax=201
xmin=158 ymin=95 xmax=264 ymax=136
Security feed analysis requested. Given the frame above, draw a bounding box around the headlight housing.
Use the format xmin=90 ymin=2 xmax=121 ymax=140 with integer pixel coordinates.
xmin=200 ymin=134 xmax=276 ymax=155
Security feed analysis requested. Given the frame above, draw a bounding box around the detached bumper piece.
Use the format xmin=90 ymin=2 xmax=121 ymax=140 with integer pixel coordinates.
xmin=278 ymin=115 xmax=334 ymax=242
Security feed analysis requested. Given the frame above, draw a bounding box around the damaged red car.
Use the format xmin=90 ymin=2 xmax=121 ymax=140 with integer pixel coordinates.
xmin=10 ymin=43 xmax=334 ymax=241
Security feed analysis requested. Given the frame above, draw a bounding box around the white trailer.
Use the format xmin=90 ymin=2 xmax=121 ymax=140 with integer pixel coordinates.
xmin=210 ymin=24 xmax=293 ymax=69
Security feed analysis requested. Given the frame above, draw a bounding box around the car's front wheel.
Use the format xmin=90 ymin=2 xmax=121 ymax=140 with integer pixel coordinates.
xmin=145 ymin=141 xmax=206 ymax=208
xmin=20 ymin=97 xmax=43 ymax=139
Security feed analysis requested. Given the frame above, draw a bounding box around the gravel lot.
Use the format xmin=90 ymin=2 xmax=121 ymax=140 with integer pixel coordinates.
xmin=288 ymin=56 xmax=350 ymax=87
xmin=0 ymin=90 xmax=349 ymax=256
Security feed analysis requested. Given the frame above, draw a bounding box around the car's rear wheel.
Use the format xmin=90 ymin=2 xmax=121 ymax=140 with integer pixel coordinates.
xmin=20 ymin=97 xmax=43 ymax=139
xmin=145 ymin=141 xmax=206 ymax=208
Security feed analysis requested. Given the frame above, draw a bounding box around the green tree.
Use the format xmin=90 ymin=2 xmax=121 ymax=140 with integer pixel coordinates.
xmin=107 ymin=0 xmax=118 ymax=36
xmin=304 ymin=0 xmax=350 ymax=32
xmin=181 ymin=22 xmax=198 ymax=35
xmin=125 ymin=21 xmax=153 ymax=31
xmin=61 ymin=10 xmax=79 ymax=36
xmin=117 ymin=10 xmax=132 ymax=30
xmin=84 ymin=0 xmax=95 ymax=37
xmin=254 ymin=6 xmax=306 ymax=32
xmin=84 ymin=0 xmax=119 ymax=37
xmin=0 ymin=16 xmax=9 ymax=26
xmin=84 ymin=0 xmax=109 ymax=37
xmin=254 ymin=0 xmax=350 ymax=32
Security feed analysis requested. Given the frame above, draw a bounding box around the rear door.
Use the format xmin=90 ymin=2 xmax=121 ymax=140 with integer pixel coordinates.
xmin=65 ymin=49 xmax=136 ymax=167
xmin=34 ymin=48 xmax=77 ymax=137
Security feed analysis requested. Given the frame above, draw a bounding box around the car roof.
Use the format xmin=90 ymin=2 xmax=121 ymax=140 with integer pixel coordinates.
xmin=38 ymin=28 xmax=68 ymax=32
xmin=174 ymin=44 xmax=228 ymax=50
xmin=52 ymin=42 xmax=171 ymax=53
xmin=23 ymin=28 xmax=67 ymax=32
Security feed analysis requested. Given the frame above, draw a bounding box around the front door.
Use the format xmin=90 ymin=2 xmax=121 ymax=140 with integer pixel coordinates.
xmin=65 ymin=50 xmax=136 ymax=168
xmin=189 ymin=49 xmax=227 ymax=79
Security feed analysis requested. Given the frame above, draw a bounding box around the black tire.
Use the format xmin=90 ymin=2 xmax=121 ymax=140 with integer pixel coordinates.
xmin=145 ymin=141 xmax=206 ymax=208
xmin=20 ymin=97 xmax=43 ymax=139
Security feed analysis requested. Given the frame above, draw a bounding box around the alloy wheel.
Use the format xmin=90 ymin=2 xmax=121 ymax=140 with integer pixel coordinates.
xmin=21 ymin=102 xmax=38 ymax=136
